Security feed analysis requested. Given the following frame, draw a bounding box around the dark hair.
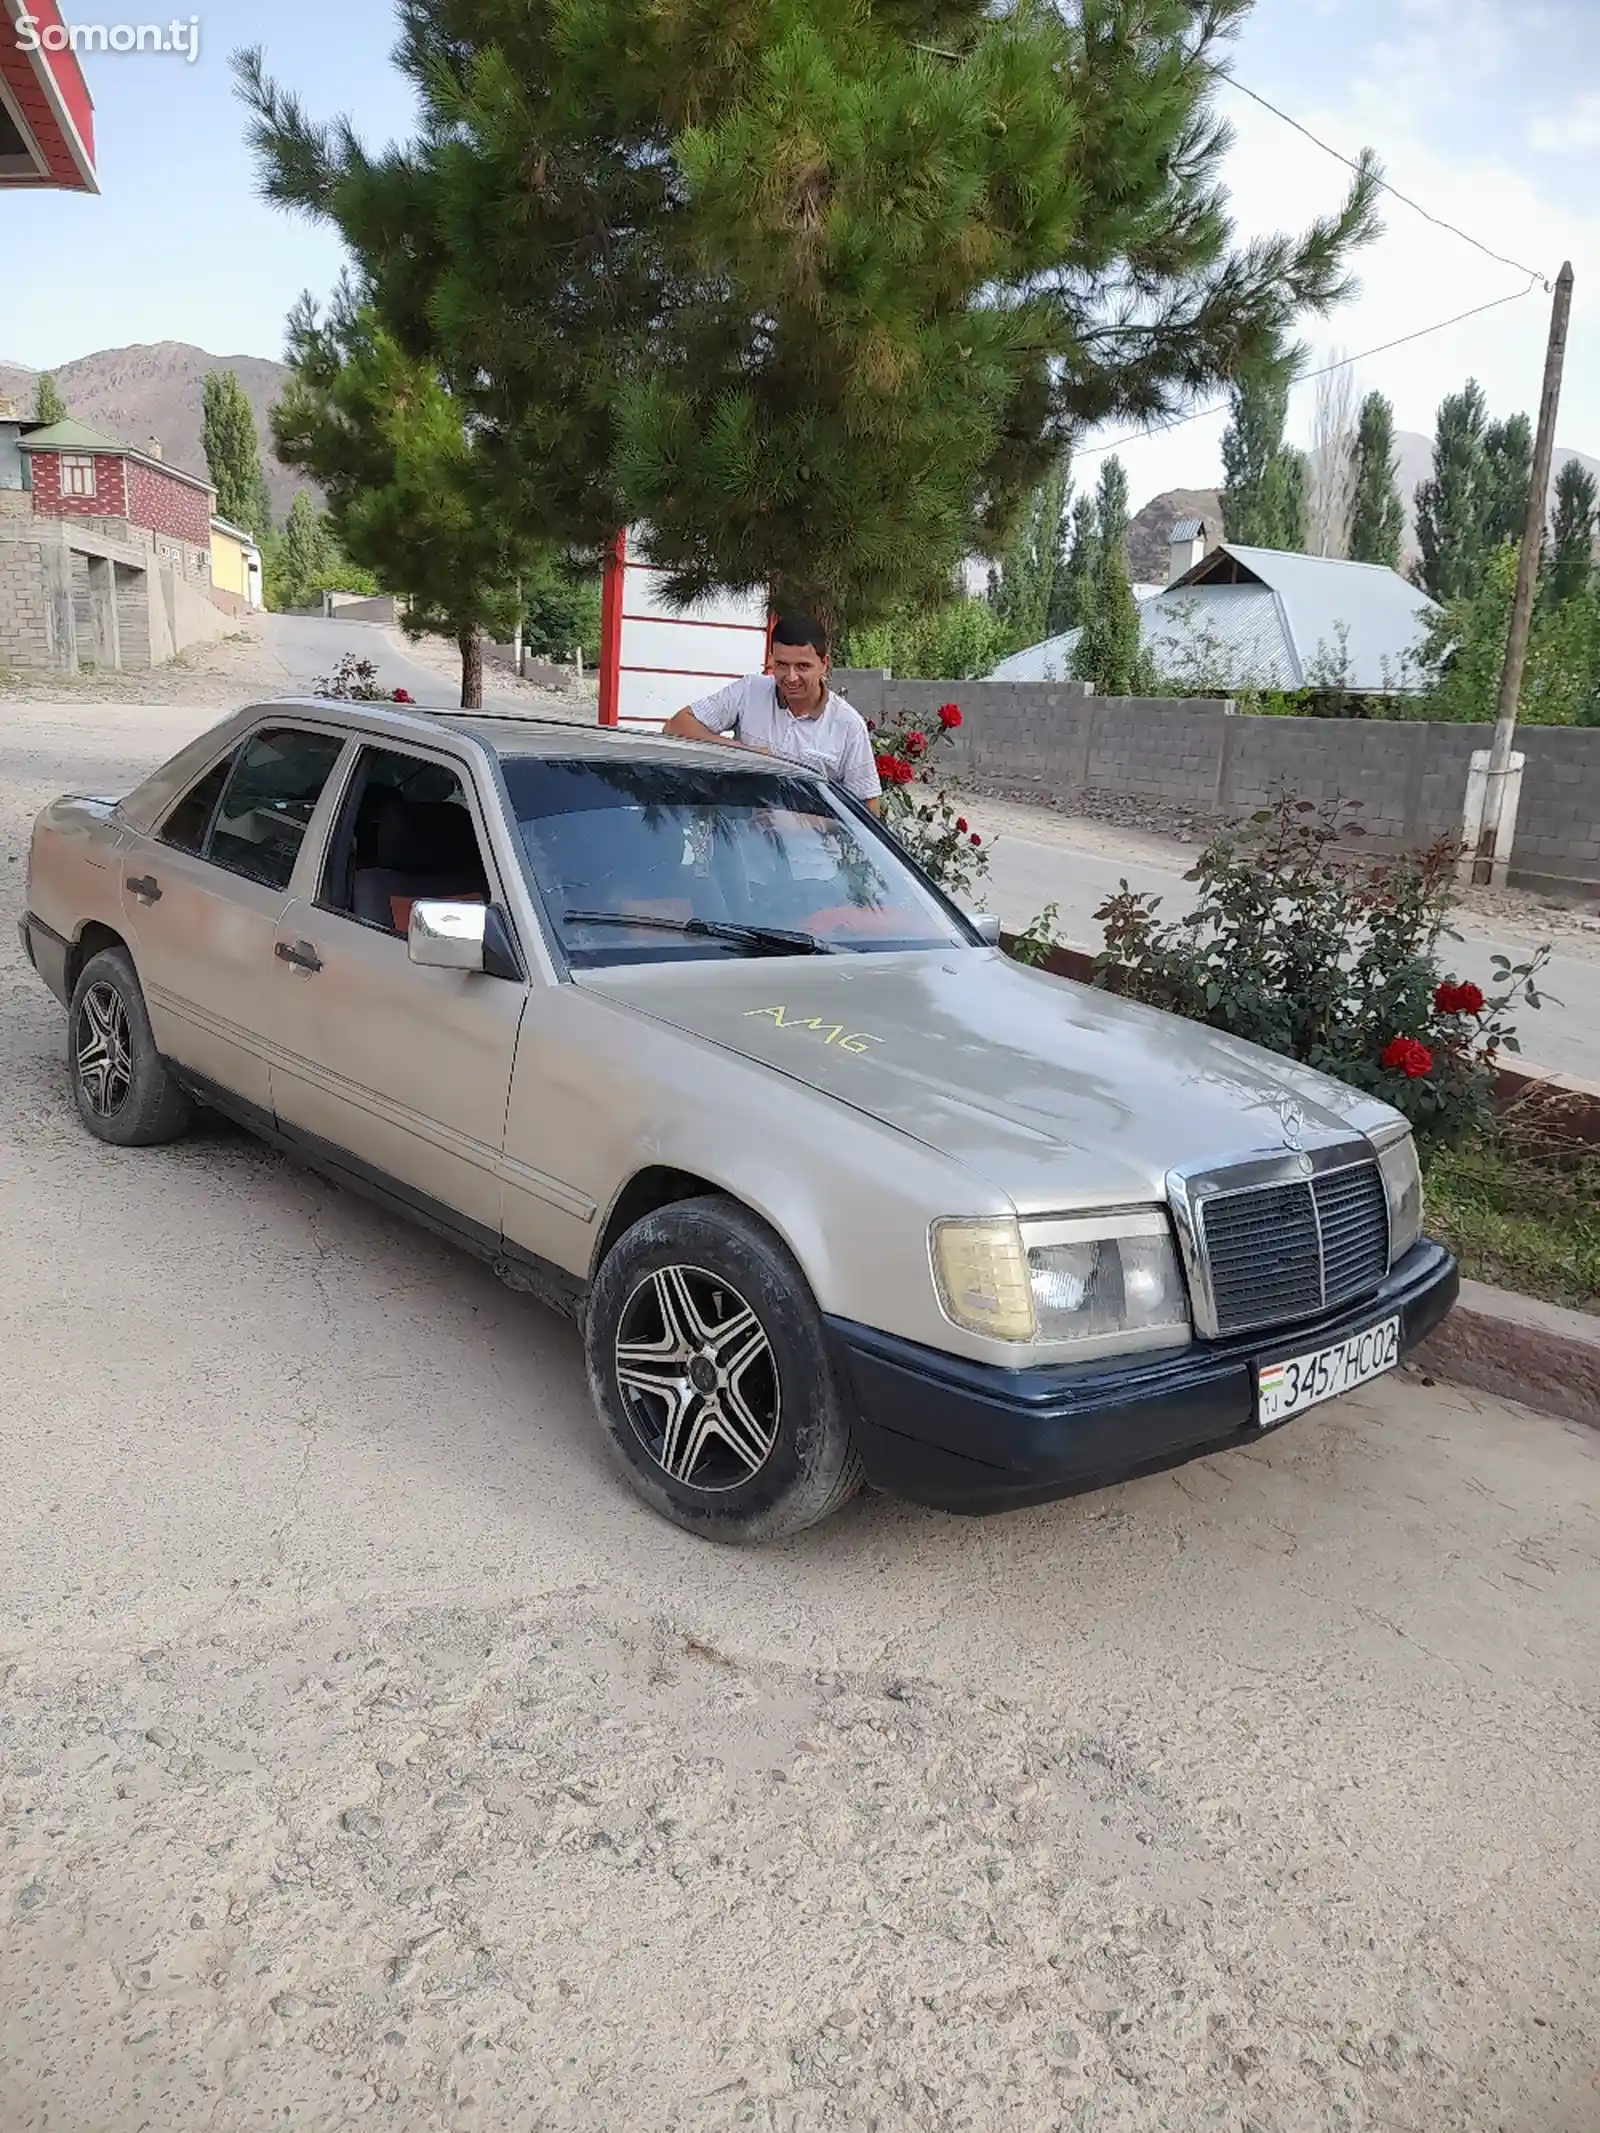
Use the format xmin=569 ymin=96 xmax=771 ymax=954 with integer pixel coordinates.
xmin=770 ymin=612 xmax=830 ymax=658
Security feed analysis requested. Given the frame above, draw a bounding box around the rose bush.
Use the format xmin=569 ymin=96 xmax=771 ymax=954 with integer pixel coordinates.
xmin=1086 ymin=794 xmax=1549 ymax=1147
xmin=871 ymin=701 xmax=990 ymax=898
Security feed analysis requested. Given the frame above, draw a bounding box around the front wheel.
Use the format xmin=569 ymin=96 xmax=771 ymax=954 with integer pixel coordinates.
xmin=584 ymin=1197 xmax=862 ymax=1543
xmin=67 ymin=947 xmax=193 ymax=1147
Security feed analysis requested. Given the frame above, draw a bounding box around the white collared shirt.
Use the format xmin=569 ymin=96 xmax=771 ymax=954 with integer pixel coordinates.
xmin=687 ymin=676 xmax=881 ymax=802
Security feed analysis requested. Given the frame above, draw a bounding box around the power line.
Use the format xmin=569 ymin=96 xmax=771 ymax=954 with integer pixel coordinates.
xmin=1074 ymin=276 xmax=1544 ymax=460
xmin=1223 ymin=73 xmax=1552 ymax=291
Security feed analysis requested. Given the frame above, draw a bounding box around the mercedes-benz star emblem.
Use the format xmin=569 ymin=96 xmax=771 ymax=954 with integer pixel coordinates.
xmin=1275 ymin=1098 xmax=1306 ymax=1151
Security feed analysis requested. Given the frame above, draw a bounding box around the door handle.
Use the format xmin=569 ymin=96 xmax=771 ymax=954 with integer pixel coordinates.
xmin=127 ymin=875 xmax=162 ymax=904
xmin=274 ymin=940 xmax=323 ymax=974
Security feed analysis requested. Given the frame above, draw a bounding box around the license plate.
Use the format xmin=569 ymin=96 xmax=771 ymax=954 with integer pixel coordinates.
xmin=1255 ymin=1316 xmax=1400 ymax=1427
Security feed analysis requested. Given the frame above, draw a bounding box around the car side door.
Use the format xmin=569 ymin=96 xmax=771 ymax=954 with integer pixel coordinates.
xmin=263 ymin=739 xmax=529 ymax=1243
xmin=119 ymin=723 xmax=351 ymax=1117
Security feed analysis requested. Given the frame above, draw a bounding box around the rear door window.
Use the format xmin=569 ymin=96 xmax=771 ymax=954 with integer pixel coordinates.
xmin=204 ymin=728 xmax=346 ymax=891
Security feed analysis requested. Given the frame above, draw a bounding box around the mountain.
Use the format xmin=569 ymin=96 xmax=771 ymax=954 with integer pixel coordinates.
xmin=0 ymin=342 xmax=311 ymax=522
xmin=1127 ymin=487 xmax=1223 ymax=586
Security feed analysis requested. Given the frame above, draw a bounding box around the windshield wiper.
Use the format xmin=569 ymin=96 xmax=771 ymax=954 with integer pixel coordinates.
xmin=563 ymin=910 xmax=835 ymax=955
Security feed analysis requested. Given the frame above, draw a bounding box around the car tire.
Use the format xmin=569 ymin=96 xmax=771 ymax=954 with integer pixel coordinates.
xmin=67 ymin=946 xmax=194 ymax=1148
xmin=585 ymin=1196 xmax=863 ymax=1543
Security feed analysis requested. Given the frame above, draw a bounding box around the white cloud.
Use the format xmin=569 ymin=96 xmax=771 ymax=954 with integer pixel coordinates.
xmin=1530 ymin=94 xmax=1600 ymax=154
xmin=1084 ymin=84 xmax=1600 ymax=513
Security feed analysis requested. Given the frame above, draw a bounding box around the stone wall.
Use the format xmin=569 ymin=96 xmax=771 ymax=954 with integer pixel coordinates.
xmin=830 ymin=669 xmax=1600 ymax=897
xmin=0 ymin=515 xmax=229 ymax=677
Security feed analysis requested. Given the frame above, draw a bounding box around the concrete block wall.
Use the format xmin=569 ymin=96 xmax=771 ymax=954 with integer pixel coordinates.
xmin=833 ymin=666 xmax=1600 ymax=894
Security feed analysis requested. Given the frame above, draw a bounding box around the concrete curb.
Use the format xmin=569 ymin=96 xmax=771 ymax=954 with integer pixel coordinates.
xmin=1412 ymin=1279 xmax=1600 ymax=1430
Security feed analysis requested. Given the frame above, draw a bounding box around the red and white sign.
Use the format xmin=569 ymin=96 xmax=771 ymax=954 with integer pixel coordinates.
xmin=598 ymin=527 xmax=771 ymax=729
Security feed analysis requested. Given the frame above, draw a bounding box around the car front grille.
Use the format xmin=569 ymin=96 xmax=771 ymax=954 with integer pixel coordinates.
xmin=1197 ymin=1160 xmax=1389 ymax=1337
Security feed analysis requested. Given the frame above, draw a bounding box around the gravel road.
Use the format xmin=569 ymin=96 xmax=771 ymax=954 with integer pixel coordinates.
xmin=3 ymin=701 xmax=1598 ymax=2133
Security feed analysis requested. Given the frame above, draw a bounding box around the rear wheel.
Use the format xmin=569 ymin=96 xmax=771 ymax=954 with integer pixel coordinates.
xmin=584 ymin=1197 xmax=862 ymax=1543
xmin=68 ymin=947 xmax=193 ymax=1147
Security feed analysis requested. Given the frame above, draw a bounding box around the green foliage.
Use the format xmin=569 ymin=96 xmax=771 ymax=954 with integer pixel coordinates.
xmin=1091 ymin=794 xmax=1549 ymax=1148
xmin=990 ymin=456 xmax=1069 ymax=652
xmin=519 ymin=556 xmax=602 ymax=666
xmin=202 ymin=369 xmax=274 ymax=541
xmin=32 ymin=373 xmax=66 ymax=425
xmin=1414 ymin=379 xmax=1490 ymax=603
xmin=1009 ymin=901 xmax=1061 ymax=967
xmin=1546 ymin=458 xmax=1597 ymax=611
xmin=1347 ymin=390 xmax=1404 ymax=568
xmin=238 ymin=3 xmax=1378 ymax=633
xmin=850 ymin=597 xmax=1015 ymax=681
xmin=1424 ymin=1132 xmax=1599 ymax=1310
xmin=1411 ymin=541 xmax=1600 ymax=726
xmin=1481 ymin=412 xmax=1533 ymax=550
xmin=1050 ymin=492 xmax=1097 ymax=636
xmin=1220 ymin=364 xmax=1307 ymax=550
xmin=263 ymin=491 xmax=377 ymax=612
xmin=1073 ymin=457 xmax=1154 ymax=696
xmin=271 ymin=295 xmax=540 ymax=705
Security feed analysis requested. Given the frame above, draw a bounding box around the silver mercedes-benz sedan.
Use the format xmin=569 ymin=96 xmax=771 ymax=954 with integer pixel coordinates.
xmin=21 ymin=699 xmax=1456 ymax=1541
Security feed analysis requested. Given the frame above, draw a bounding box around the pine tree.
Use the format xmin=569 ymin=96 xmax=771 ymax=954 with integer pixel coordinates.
xmin=992 ymin=456 xmax=1068 ymax=651
xmin=238 ymin=11 xmax=1377 ymax=632
xmin=1347 ymin=390 xmax=1404 ymax=567
xmin=202 ymin=369 xmax=274 ymax=539
xmin=1073 ymin=458 xmax=1148 ymax=697
xmin=1545 ymin=458 xmax=1598 ymax=609
xmin=1049 ymin=492 xmax=1097 ymax=636
xmin=272 ymin=295 xmax=536 ymax=706
xmin=1415 ymin=380 xmax=1489 ymax=602
xmin=1220 ymin=366 xmax=1306 ymax=550
xmin=33 ymin=373 xmax=66 ymax=425
xmin=1482 ymin=412 xmax=1533 ymax=550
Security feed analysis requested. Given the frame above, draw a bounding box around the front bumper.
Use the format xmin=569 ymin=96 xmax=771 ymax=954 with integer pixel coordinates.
xmin=826 ymin=1239 xmax=1458 ymax=1514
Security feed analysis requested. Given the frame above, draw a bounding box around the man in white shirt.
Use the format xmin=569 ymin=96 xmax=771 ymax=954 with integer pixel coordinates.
xmin=664 ymin=614 xmax=883 ymax=814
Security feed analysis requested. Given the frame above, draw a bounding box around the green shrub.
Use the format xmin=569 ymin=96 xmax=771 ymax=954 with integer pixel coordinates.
xmin=1090 ymin=794 xmax=1548 ymax=1147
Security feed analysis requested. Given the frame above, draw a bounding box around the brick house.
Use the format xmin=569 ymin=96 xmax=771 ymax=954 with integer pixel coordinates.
xmin=0 ymin=414 xmax=234 ymax=676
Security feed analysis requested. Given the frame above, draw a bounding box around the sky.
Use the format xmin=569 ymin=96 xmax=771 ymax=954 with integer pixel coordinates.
xmin=5 ymin=0 xmax=1599 ymax=508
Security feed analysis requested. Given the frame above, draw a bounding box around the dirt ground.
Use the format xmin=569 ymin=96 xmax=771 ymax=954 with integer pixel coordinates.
xmin=2 ymin=701 xmax=1598 ymax=2132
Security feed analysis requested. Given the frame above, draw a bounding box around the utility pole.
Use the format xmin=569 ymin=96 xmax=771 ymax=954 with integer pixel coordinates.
xmin=1472 ymin=261 xmax=1573 ymax=885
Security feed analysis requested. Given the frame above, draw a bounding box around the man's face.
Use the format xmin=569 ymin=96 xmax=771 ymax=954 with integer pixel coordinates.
xmin=771 ymin=639 xmax=828 ymax=713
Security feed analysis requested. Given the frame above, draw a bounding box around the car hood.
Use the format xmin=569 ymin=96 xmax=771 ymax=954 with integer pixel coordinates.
xmin=578 ymin=949 xmax=1399 ymax=1213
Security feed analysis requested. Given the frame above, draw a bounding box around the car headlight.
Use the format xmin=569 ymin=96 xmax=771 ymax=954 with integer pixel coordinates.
xmin=1374 ymin=1127 xmax=1424 ymax=1261
xmin=932 ymin=1212 xmax=1190 ymax=1347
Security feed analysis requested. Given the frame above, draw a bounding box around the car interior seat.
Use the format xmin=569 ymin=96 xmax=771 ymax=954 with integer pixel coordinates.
xmin=350 ymin=788 xmax=489 ymax=933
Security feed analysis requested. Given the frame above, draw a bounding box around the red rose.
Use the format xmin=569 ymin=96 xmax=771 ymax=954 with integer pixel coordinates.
xmin=895 ymin=758 xmax=916 ymax=784
xmin=391 ymin=688 xmax=413 ymax=704
xmin=955 ymin=817 xmax=968 ymax=833
xmin=970 ymin=832 xmax=982 ymax=848
xmin=938 ymin=703 xmax=962 ymax=730
xmin=1381 ymin=1036 xmax=1434 ymax=1080
xmin=874 ymin=752 xmax=898 ymax=779
xmin=905 ymin=730 xmax=927 ymax=755
xmin=1434 ymin=979 xmax=1485 ymax=1016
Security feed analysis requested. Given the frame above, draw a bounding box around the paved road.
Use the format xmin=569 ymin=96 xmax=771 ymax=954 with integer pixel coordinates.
xmin=263 ymin=613 xmax=532 ymax=715
xmin=982 ymin=821 xmax=1600 ymax=1083
xmin=3 ymin=703 xmax=1599 ymax=2131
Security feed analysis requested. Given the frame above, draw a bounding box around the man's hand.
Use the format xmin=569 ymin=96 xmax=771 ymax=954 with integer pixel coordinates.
xmin=665 ymin=707 xmax=743 ymax=747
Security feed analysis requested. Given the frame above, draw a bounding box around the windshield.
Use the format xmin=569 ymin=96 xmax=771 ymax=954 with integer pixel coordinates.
xmin=497 ymin=755 xmax=971 ymax=966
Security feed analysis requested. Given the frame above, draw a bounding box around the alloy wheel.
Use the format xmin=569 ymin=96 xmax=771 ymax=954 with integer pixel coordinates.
xmin=614 ymin=1263 xmax=780 ymax=1491
xmin=76 ymin=981 xmax=134 ymax=1118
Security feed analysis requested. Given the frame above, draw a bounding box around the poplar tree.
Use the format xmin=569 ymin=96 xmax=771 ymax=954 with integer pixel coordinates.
xmin=1050 ymin=492 xmax=1098 ymax=635
xmin=33 ymin=373 xmax=67 ymax=425
xmin=1545 ymin=458 xmax=1597 ymax=610
xmin=1220 ymin=365 xmax=1307 ymax=550
xmin=202 ymin=369 xmax=274 ymax=538
xmin=238 ymin=3 xmax=1377 ymax=631
xmin=992 ymin=457 xmax=1069 ymax=652
xmin=1073 ymin=457 xmax=1148 ymax=696
xmin=1481 ymin=412 xmax=1533 ymax=551
xmin=1347 ymin=390 xmax=1404 ymax=567
xmin=1415 ymin=380 xmax=1489 ymax=602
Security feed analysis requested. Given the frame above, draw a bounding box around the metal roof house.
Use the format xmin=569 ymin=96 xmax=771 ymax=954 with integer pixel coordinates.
xmin=991 ymin=542 xmax=1439 ymax=694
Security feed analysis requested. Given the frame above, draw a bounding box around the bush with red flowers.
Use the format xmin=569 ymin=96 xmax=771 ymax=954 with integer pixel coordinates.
xmin=871 ymin=698 xmax=989 ymax=897
xmin=391 ymin=687 xmax=414 ymax=705
xmin=1083 ymin=793 xmax=1550 ymax=1147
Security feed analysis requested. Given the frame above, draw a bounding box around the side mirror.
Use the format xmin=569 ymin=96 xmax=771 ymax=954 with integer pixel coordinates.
xmin=409 ymin=899 xmax=487 ymax=972
xmin=968 ymin=911 xmax=1003 ymax=946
